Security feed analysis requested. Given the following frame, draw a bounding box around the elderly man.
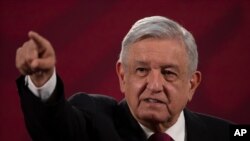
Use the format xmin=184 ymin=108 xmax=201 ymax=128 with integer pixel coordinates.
xmin=16 ymin=16 xmax=231 ymax=141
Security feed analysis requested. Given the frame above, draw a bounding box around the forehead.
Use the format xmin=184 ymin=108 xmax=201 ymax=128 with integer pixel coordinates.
xmin=127 ymin=38 xmax=188 ymax=66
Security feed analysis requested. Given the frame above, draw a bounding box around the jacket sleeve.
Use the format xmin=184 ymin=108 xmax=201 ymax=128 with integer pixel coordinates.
xmin=16 ymin=75 xmax=91 ymax=141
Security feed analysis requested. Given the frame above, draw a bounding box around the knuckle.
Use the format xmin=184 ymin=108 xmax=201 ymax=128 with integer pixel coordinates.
xmin=16 ymin=47 xmax=23 ymax=55
xmin=16 ymin=49 xmax=23 ymax=67
xmin=16 ymin=62 xmax=21 ymax=69
xmin=23 ymin=40 xmax=35 ymax=50
xmin=19 ymin=65 xmax=28 ymax=75
xmin=22 ymin=41 xmax=30 ymax=47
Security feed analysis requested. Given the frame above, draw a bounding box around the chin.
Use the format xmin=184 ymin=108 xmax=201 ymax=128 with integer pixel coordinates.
xmin=137 ymin=111 xmax=170 ymax=124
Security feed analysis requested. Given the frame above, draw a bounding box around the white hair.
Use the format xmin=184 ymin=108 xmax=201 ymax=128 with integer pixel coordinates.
xmin=119 ymin=16 xmax=198 ymax=73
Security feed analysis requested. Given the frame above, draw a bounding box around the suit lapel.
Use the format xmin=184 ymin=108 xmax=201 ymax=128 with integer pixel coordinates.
xmin=184 ymin=109 xmax=212 ymax=141
xmin=116 ymin=99 xmax=147 ymax=141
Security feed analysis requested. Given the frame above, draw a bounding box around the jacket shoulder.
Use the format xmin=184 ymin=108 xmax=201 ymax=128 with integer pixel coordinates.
xmin=184 ymin=109 xmax=232 ymax=141
xmin=194 ymin=111 xmax=232 ymax=127
xmin=68 ymin=93 xmax=118 ymax=115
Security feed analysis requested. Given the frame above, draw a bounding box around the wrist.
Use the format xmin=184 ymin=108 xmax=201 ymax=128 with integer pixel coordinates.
xmin=30 ymin=68 xmax=55 ymax=87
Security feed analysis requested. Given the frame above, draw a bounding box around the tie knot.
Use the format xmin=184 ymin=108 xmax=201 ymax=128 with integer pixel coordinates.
xmin=148 ymin=132 xmax=172 ymax=141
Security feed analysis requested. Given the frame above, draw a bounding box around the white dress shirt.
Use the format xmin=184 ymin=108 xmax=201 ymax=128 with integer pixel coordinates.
xmin=26 ymin=69 xmax=57 ymax=101
xmin=139 ymin=111 xmax=186 ymax=141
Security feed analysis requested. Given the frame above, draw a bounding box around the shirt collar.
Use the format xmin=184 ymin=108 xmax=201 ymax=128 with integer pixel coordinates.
xmin=139 ymin=111 xmax=186 ymax=141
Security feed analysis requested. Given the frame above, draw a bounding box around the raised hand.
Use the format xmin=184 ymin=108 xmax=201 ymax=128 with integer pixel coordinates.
xmin=16 ymin=31 xmax=56 ymax=87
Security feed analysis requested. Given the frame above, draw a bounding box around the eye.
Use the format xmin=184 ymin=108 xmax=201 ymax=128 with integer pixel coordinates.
xmin=136 ymin=67 xmax=148 ymax=77
xmin=161 ymin=69 xmax=177 ymax=81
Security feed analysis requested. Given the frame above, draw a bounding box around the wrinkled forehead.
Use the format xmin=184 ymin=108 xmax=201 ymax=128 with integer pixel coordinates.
xmin=126 ymin=38 xmax=189 ymax=68
xmin=127 ymin=37 xmax=187 ymax=56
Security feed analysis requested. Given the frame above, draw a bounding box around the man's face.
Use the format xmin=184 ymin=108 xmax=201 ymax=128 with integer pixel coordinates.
xmin=117 ymin=38 xmax=201 ymax=131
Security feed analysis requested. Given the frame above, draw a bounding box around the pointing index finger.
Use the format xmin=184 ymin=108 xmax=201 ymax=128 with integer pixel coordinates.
xmin=28 ymin=31 xmax=51 ymax=51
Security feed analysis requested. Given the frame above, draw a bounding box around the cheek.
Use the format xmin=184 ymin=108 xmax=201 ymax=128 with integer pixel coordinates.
xmin=167 ymin=82 xmax=190 ymax=110
xmin=124 ymin=76 xmax=147 ymax=109
xmin=126 ymin=76 xmax=146 ymax=95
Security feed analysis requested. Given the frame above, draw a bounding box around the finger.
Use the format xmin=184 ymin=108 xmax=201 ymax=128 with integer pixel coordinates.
xmin=23 ymin=40 xmax=39 ymax=64
xmin=30 ymin=56 xmax=55 ymax=71
xmin=18 ymin=61 xmax=31 ymax=75
xmin=16 ymin=47 xmax=24 ymax=69
xmin=16 ymin=47 xmax=30 ymax=72
xmin=28 ymin=31 xmax=51 ymax=53
xmin=22 ymin=65 xmax=32 ymax=75
xmin=16 ymin=59 xmax=28 ymax=75
xmin=16 ymin=40 xmax=39 ymax=74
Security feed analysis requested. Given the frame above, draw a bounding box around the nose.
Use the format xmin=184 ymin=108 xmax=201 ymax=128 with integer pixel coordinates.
xmin=146 ymin=70 xmax=164 ymax=93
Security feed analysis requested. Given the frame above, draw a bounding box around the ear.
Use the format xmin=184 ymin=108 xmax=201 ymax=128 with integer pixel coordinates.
xmin=188 ymin=71 xmax=202 ymax=101
xmin=116 ymin=61 xmax=126 ymax=93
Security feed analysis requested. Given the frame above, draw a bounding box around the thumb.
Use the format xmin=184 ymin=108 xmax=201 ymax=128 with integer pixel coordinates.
xmin=30 ymin=57 xmax=55 ymax=71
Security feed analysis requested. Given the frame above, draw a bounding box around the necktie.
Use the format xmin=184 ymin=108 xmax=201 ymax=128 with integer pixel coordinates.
xmin=148 ymin=132 xmax=173 ymax=141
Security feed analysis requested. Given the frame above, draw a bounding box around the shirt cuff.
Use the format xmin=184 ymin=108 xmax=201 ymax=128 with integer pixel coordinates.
xmin=25 ymin=69 xmax=57 ymax=101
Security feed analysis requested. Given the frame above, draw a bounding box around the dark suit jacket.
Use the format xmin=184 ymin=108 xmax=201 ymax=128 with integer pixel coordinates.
xmin=17 ymin=75 xmax=231 ymax=141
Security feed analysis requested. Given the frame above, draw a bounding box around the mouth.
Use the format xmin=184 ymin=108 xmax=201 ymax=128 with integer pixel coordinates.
xmin=144 ymin=98 xmax=165 ymax=104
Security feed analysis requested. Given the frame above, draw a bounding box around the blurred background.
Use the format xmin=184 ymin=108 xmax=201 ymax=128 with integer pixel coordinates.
xmin=0 ymin=0 xmax=250 ymax=140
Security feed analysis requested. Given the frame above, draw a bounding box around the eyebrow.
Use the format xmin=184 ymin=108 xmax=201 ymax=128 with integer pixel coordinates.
xmin=162 ymin=64 xmax=179 ymax=69
xmin=134 ymin=60 xmax=180 ymax=71
xmin=134 ymin=60 xmax=149 ymax=66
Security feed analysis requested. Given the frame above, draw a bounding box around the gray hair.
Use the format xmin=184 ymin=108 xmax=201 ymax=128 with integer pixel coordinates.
xmin=119 ymin=16 xmax=198 ymax=73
